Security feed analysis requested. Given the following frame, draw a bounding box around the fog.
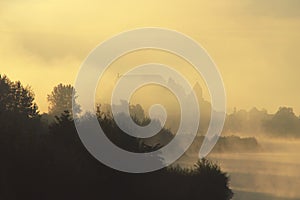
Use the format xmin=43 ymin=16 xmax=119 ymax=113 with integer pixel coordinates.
xmin=97 ymin=88 xmax=300 ymax=199
xmin=177 ymin=139 xmax=300 ymax=200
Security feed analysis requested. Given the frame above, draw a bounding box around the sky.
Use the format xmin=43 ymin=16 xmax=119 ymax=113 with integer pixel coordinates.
xmin=1 ymin=0 xmax=300 ymax=114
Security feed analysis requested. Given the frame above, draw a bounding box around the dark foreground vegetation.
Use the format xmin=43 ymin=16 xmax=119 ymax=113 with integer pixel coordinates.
xmin=0 ymin=74 xmax=233 ymax=200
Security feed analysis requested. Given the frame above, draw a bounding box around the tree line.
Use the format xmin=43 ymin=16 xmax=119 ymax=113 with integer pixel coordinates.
xmin=0 ymin=75 xmax=233 ymax=200
xmin=223 ymin=107 xmax=300 ymax=137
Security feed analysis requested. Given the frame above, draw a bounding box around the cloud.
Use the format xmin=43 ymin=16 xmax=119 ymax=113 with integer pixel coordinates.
xmin=243 ymin=0 xmax=300 ymax=18
xmin=15 ymin=32 xmax=91 ymax=62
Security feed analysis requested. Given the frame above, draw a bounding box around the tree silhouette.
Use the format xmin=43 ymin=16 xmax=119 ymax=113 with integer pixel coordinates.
xmin=191 ymin=158 xmax=234 ymax=200
xmin=263 ymin=107 xmax=300 ymax=137
xmin=0 ymin=75 xmax=38 ymax=118
xmin=0 ymin=75 xmax=43 ymax=200
xmin=0 ymin=75 xmax=234 ymax=200
xmin=47 ymin=83 xmax=81 ymax=117
xmin=0 ymin=74 xmax=39 ymax=138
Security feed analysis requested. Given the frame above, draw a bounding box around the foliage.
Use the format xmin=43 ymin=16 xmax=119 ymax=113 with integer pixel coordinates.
xmin=0 ymin=74 xmax=40 ymax=149
xmin=263 ymin=107 xmax=300 ymax=137
xmin=47 ymin=83 xmax=81 ymax=117
xmin=224 ymin=106 xmax=300 ymax=138
xmin=0 ymin=75 xmax=233 ymax=200
xmin=0 ymin=74 xmax=38 ymax=118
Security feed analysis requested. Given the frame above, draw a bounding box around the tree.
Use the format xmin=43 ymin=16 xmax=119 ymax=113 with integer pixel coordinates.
xmin=47 ymin=83 xmax=81 ymax=117
xmin=263 ymin=107 xmax=300 ymax=137
xmin=191 ymin=158 xmax=233 ymax=200
xmin=0 ymin=74 xmax=38 ymax=118
xmin=0 ymin=75 xmax=39 ymax=136
xmin=0 ymin=75 xmax=41 ymax=199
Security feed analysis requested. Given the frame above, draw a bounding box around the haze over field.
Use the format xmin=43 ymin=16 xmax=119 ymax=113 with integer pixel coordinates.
xmin=175 ymin=136 xmax=299 ymax=200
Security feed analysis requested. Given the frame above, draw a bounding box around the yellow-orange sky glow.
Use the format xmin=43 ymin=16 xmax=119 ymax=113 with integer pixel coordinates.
xmin=1 ymin=0 xmax=300 ymax=114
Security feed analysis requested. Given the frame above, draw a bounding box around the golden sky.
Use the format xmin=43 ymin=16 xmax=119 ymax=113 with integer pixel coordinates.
xmin=1 ymin=0 xmax=300 ymax=114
